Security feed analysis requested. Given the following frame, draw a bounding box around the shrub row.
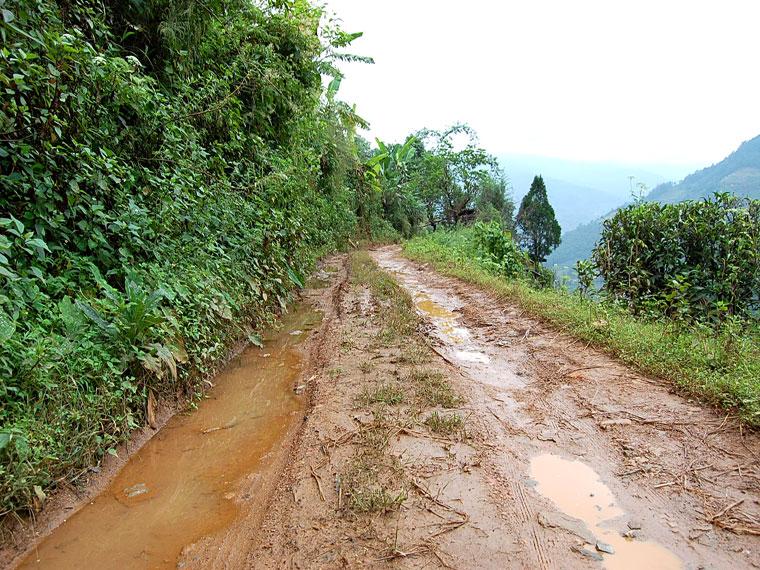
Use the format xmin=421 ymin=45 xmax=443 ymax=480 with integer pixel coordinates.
xmin=593 ymin=194 xmax=759 ymax=323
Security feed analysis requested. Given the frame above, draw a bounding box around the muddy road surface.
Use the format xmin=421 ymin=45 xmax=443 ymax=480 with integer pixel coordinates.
xmin=251 ymin=248 xmax=758 ymax=569
xmin=6 ymin=248 xmax=758 ymax=569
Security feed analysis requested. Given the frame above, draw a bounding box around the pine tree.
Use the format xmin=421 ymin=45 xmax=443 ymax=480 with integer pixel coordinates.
xmin=515 ymin=175 xmax=561 ymax=262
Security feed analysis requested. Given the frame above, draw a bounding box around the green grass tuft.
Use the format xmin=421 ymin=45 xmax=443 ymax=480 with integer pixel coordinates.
xmin=424 ymin=411 xmax=464 ymax=435
xmin=359 ymin=383 xmax=405 ymax=406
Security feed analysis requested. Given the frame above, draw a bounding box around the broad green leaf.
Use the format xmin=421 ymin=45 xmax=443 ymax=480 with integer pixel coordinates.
xmin=326 ymin=77 xmax=341 ymax=99
xmin=287 ymin=266 xmax=304 ymax=289
xmin=75 ymin=300 xmax=118 ymax=336
xmin=248 ymin=332 xmax=263 ymax=347
xmin=0 ymin=309 xmax=15 ymax=342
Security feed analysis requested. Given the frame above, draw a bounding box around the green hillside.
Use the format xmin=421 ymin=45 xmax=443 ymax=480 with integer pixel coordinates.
xmin=648 ymin=135 xmax=760 ymax=203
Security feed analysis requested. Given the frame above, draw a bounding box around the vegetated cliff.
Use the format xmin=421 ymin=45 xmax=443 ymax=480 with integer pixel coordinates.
xmin=0 ymin=0 xmax=367 ymax=514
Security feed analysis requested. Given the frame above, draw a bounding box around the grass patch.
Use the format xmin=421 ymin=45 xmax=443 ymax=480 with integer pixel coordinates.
xmin=360 ymin=383 xmax=405 ymax=406
xmin=425 ymin=411 xmax=464 ymax=436
xmin=350 ymin=251 xmax=417 ymax=340
xmin=409 ymin=368 xmax=462 ymax=408
xmin=399 ymin=343 xmax=429 ymax=365
xmin=341 ymin=454 xmax=407 ymax=514
xmin=404 ymin=231 xmax=760 ymax=425
xmin=347 ymin=487 xmax=408 ymax=514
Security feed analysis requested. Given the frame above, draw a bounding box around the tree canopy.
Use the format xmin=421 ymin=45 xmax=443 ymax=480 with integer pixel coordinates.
xmin=357 ymin=123 xmax=514 ymax=237
xmin=515 ymin=176 xmax=562 ymax=262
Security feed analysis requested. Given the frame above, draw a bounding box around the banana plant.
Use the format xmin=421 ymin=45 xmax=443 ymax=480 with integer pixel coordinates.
xmin=364 ymin=135 xmax=417 ymax=191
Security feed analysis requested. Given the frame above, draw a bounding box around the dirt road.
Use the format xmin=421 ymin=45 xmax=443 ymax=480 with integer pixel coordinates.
xmin=250 ymin=247 xmax=759 ymax=569
xmin=9 ymin=247 xmax=758 ymax=569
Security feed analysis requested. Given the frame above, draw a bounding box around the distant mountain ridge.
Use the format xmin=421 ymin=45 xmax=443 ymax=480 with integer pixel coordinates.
xmin=546 ymin=134 xmax=760 ymax=270
xmin=500 ymin=155 xmax=688 ymax=232
xmin=647 ymin=134 xmax=760 ymax=203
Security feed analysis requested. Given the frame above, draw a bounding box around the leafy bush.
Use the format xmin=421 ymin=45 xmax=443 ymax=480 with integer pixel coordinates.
xmin=473 ymin=221 xmax=526 ymax=277
xmin=574 ymin=259 xmax=596 ymax=298
xmin=594 ymin=194 xmax=759 ymax=323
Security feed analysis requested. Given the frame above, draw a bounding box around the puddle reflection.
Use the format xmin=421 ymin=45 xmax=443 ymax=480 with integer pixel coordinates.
xmin=530 ymin=454 xmax=682 ymax=570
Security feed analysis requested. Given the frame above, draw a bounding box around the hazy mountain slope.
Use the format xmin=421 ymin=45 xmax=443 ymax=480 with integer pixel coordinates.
xmin=501 ymin=155 xmax=689 ymax=231
xmin=546 ymin=216 xmax=607 ymax=268
xmin=647 ymin=135 xmax=760 ymax=203
xmin=546 ymin=134 xmax=760 ymax=269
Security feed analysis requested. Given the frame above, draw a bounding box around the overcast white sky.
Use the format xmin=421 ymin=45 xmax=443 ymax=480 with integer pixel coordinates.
xmin=323 ymin=0 xmax=760 ymax=167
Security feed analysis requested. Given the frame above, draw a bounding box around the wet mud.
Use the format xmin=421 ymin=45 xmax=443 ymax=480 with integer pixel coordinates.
xmin=17 ymin=306 xmax=321 ymax=569
xmin=372 ymin=246 xmax=759 ymax=569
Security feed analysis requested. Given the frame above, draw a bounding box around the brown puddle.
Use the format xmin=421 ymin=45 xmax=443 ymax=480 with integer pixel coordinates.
xmin=529 ymin=454 xmax=682 ymax=570
xmin=414 ymin=293 xmax=469 ymax=345
xmin=19 ymin=305 xmax=321 ymax=570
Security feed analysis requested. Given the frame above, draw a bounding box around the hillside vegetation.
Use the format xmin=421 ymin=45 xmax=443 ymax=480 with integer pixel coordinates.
xmin=0 ymin=0 xmax=373 ymax=514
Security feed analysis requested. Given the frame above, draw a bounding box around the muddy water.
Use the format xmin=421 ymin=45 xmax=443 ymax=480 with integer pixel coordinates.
xmin=373 ymin=251 xmax=527 ymax=434
xmin=530 ymin=454 xmax=682 ymax=570
xmin=19 ymin=306 xmax=321 ymax=570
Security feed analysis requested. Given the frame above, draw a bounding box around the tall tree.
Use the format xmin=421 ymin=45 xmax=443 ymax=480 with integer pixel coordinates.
xmin=515 ymin=176 xmax=561 ymax=262
xmin=415 ymin=124 xmax=501 ymax=226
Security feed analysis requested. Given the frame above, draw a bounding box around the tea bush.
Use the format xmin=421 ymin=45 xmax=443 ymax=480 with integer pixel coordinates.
xmin=593 ymin=194 xmax=759 ymax=323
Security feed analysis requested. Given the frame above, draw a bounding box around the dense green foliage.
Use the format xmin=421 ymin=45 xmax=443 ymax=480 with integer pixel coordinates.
xmin=368 ymin=124 xmax=513 ymax=236
xmin=0 ymin=0 xmax=370 ymax=513
xmin=472 ymin=222 xmax=526 ymax=278
xmin=414 ymin=125 xmax=509 ymax=227
xmin=405 ymin=230 xmax=760 ymax=425
xmin=363 ymin=136 xmax=423 ymax=238
xmin=594 ymin=194 xmax=759 ymax=323
xmin=515 ymin=175 xmax=561 ymax=262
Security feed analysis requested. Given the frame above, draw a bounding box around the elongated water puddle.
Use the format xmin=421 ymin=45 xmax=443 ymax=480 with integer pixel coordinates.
xmin=530 ymin=454 xmax=682 ymax=570
xmin=19 ymin=305 xmax=321 ymax=569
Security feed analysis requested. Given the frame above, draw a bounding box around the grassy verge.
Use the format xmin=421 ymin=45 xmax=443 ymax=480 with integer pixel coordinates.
xmin=403 ymin=232 xmax=760 ymax=426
